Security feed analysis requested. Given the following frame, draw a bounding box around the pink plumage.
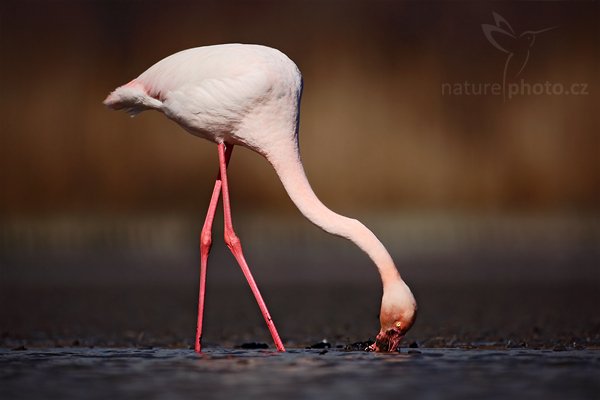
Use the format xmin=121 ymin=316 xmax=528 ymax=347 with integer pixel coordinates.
xmin=105 ymin=43 xmax=416 ymax=352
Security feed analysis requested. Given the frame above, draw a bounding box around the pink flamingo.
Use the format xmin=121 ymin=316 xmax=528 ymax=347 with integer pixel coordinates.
xmin=104 ymin=44 xmax=417 ymax=352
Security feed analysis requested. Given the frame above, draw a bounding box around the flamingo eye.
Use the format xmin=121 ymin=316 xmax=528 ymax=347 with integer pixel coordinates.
xmin=395 ymin=322 xmax=402 ymax=328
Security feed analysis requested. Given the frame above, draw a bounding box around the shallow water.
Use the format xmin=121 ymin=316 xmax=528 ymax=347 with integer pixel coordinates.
xmin=1 ymin=347 xmax=598 ymax=400
xmin=3 ymin=281 xmax=599 ymax=399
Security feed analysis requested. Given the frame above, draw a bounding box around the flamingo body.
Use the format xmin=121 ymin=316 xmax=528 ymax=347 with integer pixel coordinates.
xmin=105 ymin=44 xmax=416 ymax=352
xmin=105 ymin=44 xmax=301 ymax=157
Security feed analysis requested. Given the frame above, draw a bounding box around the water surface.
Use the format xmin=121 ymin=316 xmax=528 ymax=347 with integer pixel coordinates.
xmin=1 ymin=347 xmax=598 ymax=400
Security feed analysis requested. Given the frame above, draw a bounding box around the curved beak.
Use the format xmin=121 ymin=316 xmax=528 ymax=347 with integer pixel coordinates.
xmin=368 ymin=328 xmax=404 ymax=352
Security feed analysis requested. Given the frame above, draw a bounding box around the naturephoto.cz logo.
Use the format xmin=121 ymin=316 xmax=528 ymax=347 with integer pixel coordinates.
xmin=441 ymin=12 xmax=589 ymax=101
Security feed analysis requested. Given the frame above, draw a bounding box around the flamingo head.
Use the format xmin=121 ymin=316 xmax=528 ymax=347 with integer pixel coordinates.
xmin=369 ymin=280 xmax=417 ymax=352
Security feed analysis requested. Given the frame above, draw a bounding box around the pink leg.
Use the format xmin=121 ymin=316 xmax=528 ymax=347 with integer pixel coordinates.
xmin=217 ymin=143 xmax=286 ymax=352
xmin=195 ymin=145 xmax=233 ymax=353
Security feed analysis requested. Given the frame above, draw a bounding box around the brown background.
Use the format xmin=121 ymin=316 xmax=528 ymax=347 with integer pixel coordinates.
xmin=0 ymin=1 xmax=598 ymax=290
xmin=1 ymin=0 xmax=599 ymax=355
xmin=1 ymin=1 xmax=597 ymax=215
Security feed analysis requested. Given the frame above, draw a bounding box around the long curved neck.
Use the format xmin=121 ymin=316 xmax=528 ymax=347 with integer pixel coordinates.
xmin=265 ymin=143 xmax=401 ymax=286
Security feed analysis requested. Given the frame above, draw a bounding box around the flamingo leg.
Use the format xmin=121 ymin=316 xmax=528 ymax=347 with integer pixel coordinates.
xmin=217 ymin=142 xmax=286 ymax=352
xmin=195 ymin=145 xmax=233 ymax=353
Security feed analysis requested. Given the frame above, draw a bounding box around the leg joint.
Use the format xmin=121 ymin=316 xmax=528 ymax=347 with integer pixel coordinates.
xmin=224 ymin=231 xmax=241 ymax=250
xmin=200 ymin=230 xmax=212 ymax=251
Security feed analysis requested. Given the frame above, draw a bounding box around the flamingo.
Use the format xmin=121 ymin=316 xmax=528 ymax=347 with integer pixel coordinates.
xmin=104 ymin=44 xmax=417 ymax=352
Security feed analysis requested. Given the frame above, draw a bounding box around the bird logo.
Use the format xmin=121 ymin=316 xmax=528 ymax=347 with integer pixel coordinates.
xmin=482 ymin=12 xmax=556 ymax=100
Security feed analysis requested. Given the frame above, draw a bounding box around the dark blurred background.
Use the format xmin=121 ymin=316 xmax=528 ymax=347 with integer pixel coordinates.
xmin=1 ymin=1 xmax=598 ymax=348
